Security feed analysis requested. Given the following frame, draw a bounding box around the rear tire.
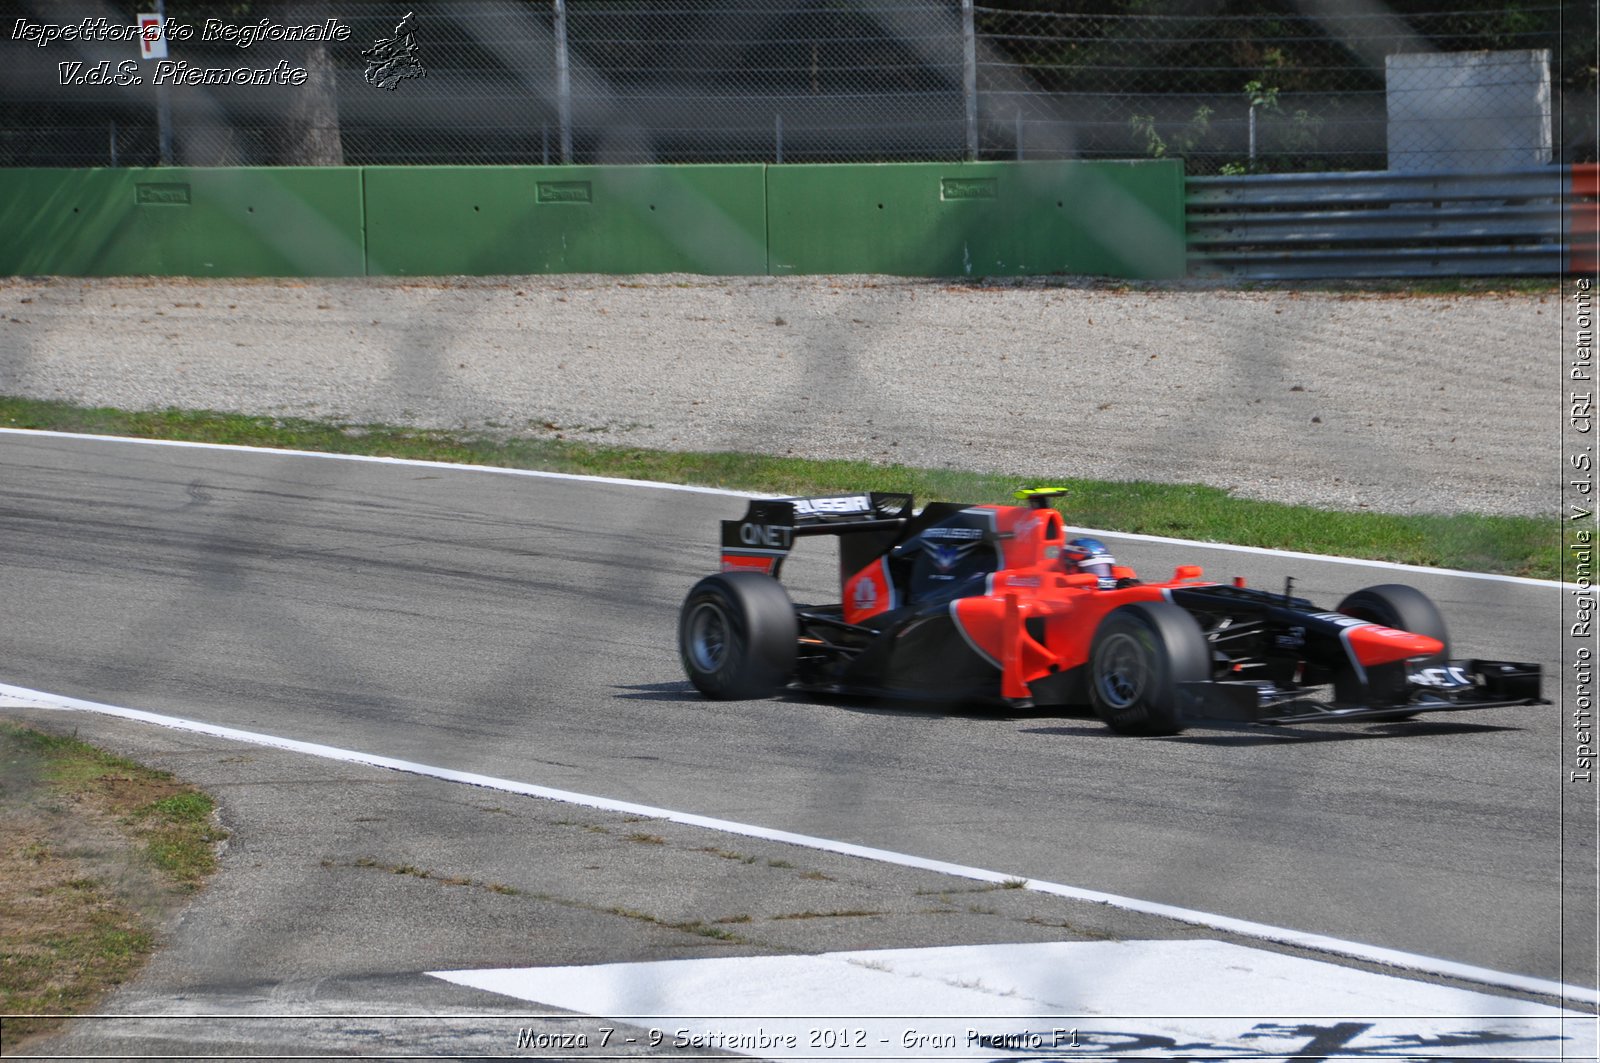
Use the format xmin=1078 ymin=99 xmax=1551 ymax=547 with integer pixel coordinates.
xmin=1087 ymin=602 xmax=1209 ymax=736
xmin=679 ymin=572 xmax=798 ymax=700
xmin=1333 ymin=583 xmax=1450 ymax=714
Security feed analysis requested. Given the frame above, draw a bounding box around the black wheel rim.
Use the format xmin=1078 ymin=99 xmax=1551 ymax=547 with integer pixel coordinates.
xmin=686 ymin=601 xmax=730 ymax=673
xmin=1095 ymin=631 xmax=1150 ymax=710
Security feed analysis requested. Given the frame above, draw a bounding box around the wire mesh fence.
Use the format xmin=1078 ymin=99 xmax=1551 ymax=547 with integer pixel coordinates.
xmin=974 ymin=2 xmax=1584 ymax=173
xmin=563 ymin=0 xmax=966 ymax=162
xmin=0 ymin=0 xmax=1592 ymax=172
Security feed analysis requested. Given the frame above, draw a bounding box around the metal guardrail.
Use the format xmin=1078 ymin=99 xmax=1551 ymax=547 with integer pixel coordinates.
xmin=1186 ymin=167 xmax=1573 ymax=280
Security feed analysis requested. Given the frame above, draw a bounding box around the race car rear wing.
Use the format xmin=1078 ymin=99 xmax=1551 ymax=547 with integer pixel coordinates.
xmin=720 ymin=493 xmax=913 ymax=578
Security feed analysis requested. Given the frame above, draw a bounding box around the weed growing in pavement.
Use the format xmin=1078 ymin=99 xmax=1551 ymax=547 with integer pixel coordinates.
xmin=332 ymin=857 xmax=520 ymax=896
xmin=699 ymin=846 xmax=760 ymax=864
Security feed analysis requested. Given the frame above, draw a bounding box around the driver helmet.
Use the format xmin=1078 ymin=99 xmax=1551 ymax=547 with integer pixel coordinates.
xmin=1063 ymin=537 xmax=1118 ymax=588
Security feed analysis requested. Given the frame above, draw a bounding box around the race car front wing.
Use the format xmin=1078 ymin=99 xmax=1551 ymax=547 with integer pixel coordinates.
xmin=1181 ymin=658 xmax=1547 ymax=725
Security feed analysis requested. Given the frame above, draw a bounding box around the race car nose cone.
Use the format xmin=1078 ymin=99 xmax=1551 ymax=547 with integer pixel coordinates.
xmin=1345 ymin=623 xmax=1445 ymax=666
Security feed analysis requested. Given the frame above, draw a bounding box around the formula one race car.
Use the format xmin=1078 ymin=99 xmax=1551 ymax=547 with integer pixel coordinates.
xmin=677 ymin=489 xmax=1546 ymax=735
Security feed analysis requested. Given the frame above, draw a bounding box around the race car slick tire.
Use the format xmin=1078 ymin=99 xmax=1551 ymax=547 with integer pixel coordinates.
xmin=679 ymin=572 xmax=798 ymax=700
xmin=1087 ymin=602 xmax=1208 ymax=736
xmin=1332 ymin=584 xmax=1451 ymax=715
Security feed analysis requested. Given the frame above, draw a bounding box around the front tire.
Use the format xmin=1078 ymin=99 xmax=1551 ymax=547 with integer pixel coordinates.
xmin=679 ymin=572 xmax=798 ymax=699
xmin=1087 ymin=602 xmax=1209 ymax=736
xmin=1332 ymin=583 xmax=1450 ymax=713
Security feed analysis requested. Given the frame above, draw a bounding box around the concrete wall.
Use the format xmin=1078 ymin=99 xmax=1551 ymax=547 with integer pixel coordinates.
xmin=0 ymin=160 xmax=1185 ymax=280
xmin=0 ymin=168 xmax=365 ymax=276
xmin=767 ymin=161 xmax=1184 ymax=278
xmin=364 ymin=165 xmax=769 ymax=276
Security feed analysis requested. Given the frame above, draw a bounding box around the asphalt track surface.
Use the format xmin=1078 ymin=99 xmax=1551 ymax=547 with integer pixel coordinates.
xmin=0 ymin=438 xmax=1593 ymax=1063
xmin=1 ymin=431 xmax=1590 ymax=989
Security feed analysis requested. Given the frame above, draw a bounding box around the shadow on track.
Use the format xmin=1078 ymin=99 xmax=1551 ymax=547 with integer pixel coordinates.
xmin=618 ymin=683 xmax=1522 ymax=745
xmin=612 ymin=681 xmax=701 ymax=702
xmin=1020 ymin=719 xmax=1519 ymax=745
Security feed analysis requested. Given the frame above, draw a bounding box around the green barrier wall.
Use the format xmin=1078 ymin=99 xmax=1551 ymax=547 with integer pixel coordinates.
xmin=0 ymin=161 xmax=1183 ymax=279
xmin=363 ymin=165 xmax=768 ymax=276
xmin=766 ymin=161 xmax=1185 ymax=280
xmin=0 ymin=168 xmax=365 ymax=276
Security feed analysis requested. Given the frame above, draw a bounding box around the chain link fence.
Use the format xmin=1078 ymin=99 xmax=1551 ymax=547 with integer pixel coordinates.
xmin=0 ymin=0 xmax=1592 ymax=172
xmin=978 ymin=2 xmax=1584 ymax=173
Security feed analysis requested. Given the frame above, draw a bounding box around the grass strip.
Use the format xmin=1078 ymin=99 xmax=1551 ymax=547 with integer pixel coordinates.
xmin=0 ymin=395 xmax=1557 ymax=579
xmin=0 ymin=724 xmax=226 ymax=1043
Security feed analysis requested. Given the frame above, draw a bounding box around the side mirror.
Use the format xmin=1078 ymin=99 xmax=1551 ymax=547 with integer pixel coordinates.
xmin=1173 ymin=564 xmax=1204 ymax=581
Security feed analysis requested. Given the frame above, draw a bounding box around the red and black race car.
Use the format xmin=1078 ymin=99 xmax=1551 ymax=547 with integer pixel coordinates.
xmin=677 ymin=489 xmax=1546 ymax=735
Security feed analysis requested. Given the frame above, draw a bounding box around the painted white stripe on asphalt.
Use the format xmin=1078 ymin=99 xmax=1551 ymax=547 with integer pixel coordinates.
xmin=2 ymin=680 xmax=1592 ymax=1008
xmin=432 ymin=941 xmax=1596 ymax=1061
xmin=1069 ymin=525 xmax=1575 ymax=591
xmin=0 ymin=426 xmax=750 ymax=500
xmin=0 ymin=426 xmax=1572 ymax=589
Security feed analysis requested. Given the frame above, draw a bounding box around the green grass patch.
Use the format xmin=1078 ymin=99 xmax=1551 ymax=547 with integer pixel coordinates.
xmin=6 ymin=727 xmax=150 ymax=790
xmin=1325 ymin=277 xmax=1559 ymax=297
xmin=0 ymin=395 xmax=1556 ymax=579
xmin=140 ymin=829 xmax=220 ymax=890
xmin=0 ymin=724 xmax=225 ymax=1042
xmin=140 ymin=792 xmax=213 ymax=826
xmin=2 ymin=901 xmax=154 ymax=1026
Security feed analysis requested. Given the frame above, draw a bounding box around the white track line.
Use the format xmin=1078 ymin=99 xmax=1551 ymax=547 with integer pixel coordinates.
xmin=0 ymin=426 xmax=1573 ymax=589
xmin=0 ymin=426 xmax=746 ymax=499
xmin=1067 ymin=526 xmax=1573 ymax=591
xmin=2 ymin=680 xmax=1593 ymax=1008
